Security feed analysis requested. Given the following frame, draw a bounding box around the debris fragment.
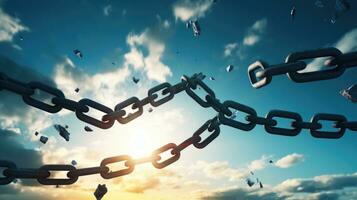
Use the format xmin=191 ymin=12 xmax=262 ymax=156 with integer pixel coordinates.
xmin=39 ymin=136 xmax=48 ymax=144
xmin=132 ymin=77 xmax=140 ymax=84
xmin=269 ymin=160 xmax=274 ymax=164
xmin=290 ymin=6 xmax=296 ymax=21
xmin=65 ymin=125 xmax=69 ymax=129
xmin=331 ymin=0 xmax=350 ymax=23
xmin=148 ymin=107 xmax=153 ymax=113
xmin=226 ymin=65 xmax=234 ymax=72
xmin=246 ymin=178 xmax=255 ymax=187
xmin=75 ymin=88 xmax=80 ymax=93
xmin=71 ymin=160 xmax=77 ymax=166
xmin=35 ymin=131 xmax=39 ymax=136
xmin=84 ymin=126 xmax=93 ymax=132
xmin=73 ymin=49 xmax=83 ymax=59
xmin=186 ymin=20 xmax=201 ymax=36
xmin=54 ymin=124 xmax=70 ymax=141
xmin=340 ymin=84 xmax=357 ymax=102
xmin=209 ymin=76 xmax=215 ymax=81
xmin=94 ymin=184 xmax=108 ymax=200
xmin=250 ymin=171 xmax=254 ymax=175
xmin=259 ymin=181 xmax=264 ymax=188
xmin=19 ymin=36 xmax=24 ymax=41
xmin=315 ymin=0 xmax=324 ymax=8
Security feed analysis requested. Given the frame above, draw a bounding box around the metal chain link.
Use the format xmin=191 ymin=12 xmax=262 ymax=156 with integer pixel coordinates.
xmin=1 ymin=47 xmax=356 ymax=185
xmin=248 ymin=47 xmax=357 ymax=88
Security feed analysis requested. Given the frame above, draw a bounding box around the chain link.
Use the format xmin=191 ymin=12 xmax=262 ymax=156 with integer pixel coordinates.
xmin=0 ymin=48 xmax=356 ymax=185
xmin=248 ymin=47 xmax=357 ymax=88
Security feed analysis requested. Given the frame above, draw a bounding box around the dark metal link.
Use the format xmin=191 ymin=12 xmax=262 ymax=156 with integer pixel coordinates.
xmin=0 ymin=160 xmax=16 ymax=185
xmin=185 ymin=78 xmax=215 ymax=108
xmin=286 ymin=48 xmax=344 ymax=83
xmin=310 ymin=113 xmax=347 ymax=139
xmin=205 ymin=95 xmax=232 ymax=116
xmin=22 ymin=82 xmax=65 ymax=113
xmin=4 ymin=168 xmax=50 ymax=179
xmin=291 ymin=121 xmax=322 ymax=130
xmin=247 ymin=61 xmax=272 ymax=89
xmin=103 ymin=97 xmax=143 ymax=124
xmin=76 ymin=98 xmax=115 ymax=129
xmin=246 ymin=115 xmax=277 ymax=127
xmin=152 ymin=143 xmax=180 ymax=169
xmin=256 ymin=61 xmax=306 ymax=79
xmin=219 ymin=101 xmax=257 ymax=131
xmin=148 ymin=83 xmax=174 ymax=107
xmin=0 ymin=78 xmax=34 ymax=95
xmin=37 ymin=165 xmax=78 ymax=185
xmin=265 ymin=110 xmax=303 ymax=136
xmin=52 ymin=97 xmax=89 ymax=112
xmin=335 ymin=121 xmax=357 ymax=131
xmin=67 ymin=166 xmax=108 ymax=178
xmin=172 ymin=136 xmax=201 ymax=155
xmin=192 ymin=119 xmax=220 ymax=149
xmin=125 ymin=155 xmax=160 ymax=166
xmin=326 ymin=52 xmax=357 ymax=68
xmin=100 ymin=155 xmax=135 ymax=179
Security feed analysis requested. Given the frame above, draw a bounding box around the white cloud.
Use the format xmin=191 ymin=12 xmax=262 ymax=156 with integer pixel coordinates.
xmin=125 ymin=29 xmax=172 ymax=82
xmin=275 ymin=153 xmax=304 ymax=168
xmin=243 ymin=18 xmax=267 ymax=46
xmin=173 ymin=0 xmax=214 ymax=22
xmin=0 ymin=7 xmax=29 ymax=42
xmin=223 ymin=42 xmax=238 ymax=57
xmin=103 ymin=4 xmax=112 ymax=16
xmin=305 ymin=28 xmax=357 ymax=72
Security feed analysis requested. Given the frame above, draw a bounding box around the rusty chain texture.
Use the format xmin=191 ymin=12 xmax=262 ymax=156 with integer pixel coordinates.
xmin=1 ymin=47 xmax=357 ymax=186
xmin=248 ymin=47 xmax=357 ymax=88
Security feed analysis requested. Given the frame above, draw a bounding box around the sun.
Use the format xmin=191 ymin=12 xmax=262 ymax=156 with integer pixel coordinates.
xmin=127 ymin=131 xmax=155 ymax=158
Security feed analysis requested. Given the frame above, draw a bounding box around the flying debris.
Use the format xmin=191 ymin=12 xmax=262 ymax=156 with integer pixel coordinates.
xmin=148 ymin=107 xmax=153 ymax=113
xmin=186 ymin=21 xmax=191 ymax=29
xmin=269 ymin=160 xmax=274 ymax=164
xmin=19 ymin=36 xmax=24 ymax=41
xmin=35 ymin=131 xmax=39 ymax=136
xmin=290 ymin=6 xmax=296 ymax=21
xmin=94 ymin=184 xmax=108 ymax=200
xmin=226 ymin=65 xmax=234 ymax=72
xmin=132 ymin=77 xmax=140 ymax=84
xmin=315 ymin=0 xmax=324 ymax=8
xmin=73 ymin=49 xmax=83 ymax=59
xmin=54 ymin=124 xmax=70 ymax=141
xmin=340 ymin=84 xmax=357 ymax=103
xmin=84 ymin=126 xmax=93 ymax=132
xmin=71 ymin=160 xmax=77 ymax=166
xmin=209 ymin=76 xmax=215 ymax=81
xmin=250 ymin=171 xmax=254 ymax=175
xmin=331 ymin=0 xmax=350 ymax=23
xmin=259 ymin=181 xmax=264 ymax=188
xmin=39 ymin=136 xmax=48 ymax=144
xmin=65 ymin=125 xmax=69 ymax=129
xmin=74 ymin=88 xmax=80 ymax=93
xmin=186 ymin=20 xmax=201 ymax=36
xmin=246 ymin=178 xmax=255 ymax=187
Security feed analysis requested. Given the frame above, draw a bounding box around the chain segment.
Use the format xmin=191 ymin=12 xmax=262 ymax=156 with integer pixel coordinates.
xmin=0 ymin=48 xmax=356 ymax=186
xmin=248 ymin=47 xmax=357 ymax=88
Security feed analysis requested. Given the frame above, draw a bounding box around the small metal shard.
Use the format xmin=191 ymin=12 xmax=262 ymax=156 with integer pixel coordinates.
xmin=340 ymin=84 xmax=357 ymax=103
xmin=94 ymin=184 xmax=108 ymax=200
xmin=75 ymin=88 xmax=80 ymax=93
xmin=39 ymin=136 xmax=48 ymax=144
xmin=71 ymin=160 xmax=77 ymax=166
xmin=246 ymin=178 xmax=255 ymax=187
xmin=291 ymin=6 xmax=296 ymax=21
xmin=54 ymin=124 xmax=70 ymax=141
xmin=226 ymin=65 xmax=234 ymax=72
xmin=132 ymin=77 xmax=140 ymax=84
xmin=73 ymin=49 xmax=83 ymax=59
xmin=148 ymin=107 xmax=153 ymax=113
xmin=84 ymin=126 xmax=93 ymax=132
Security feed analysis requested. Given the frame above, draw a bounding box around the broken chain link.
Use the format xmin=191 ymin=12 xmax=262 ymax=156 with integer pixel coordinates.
xmin=1 ymin=47 xmax=357 ymax=185
xmin=248 ymin=47 xmax=357 ymax=88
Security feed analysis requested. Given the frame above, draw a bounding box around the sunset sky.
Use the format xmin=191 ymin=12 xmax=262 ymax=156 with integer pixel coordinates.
xmin=0 ymin=0 xmax=357 ymax=199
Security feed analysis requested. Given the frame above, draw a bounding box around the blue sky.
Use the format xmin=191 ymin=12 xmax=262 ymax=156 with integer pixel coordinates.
xmin=0 ymin=0 xmax=357 ymax=199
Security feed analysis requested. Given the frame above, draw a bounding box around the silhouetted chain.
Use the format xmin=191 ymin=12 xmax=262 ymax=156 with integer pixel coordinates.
xmin=248 ymin=47 xmax=357 ymax=88
xmin=1 ymin=47 xmax=357 ymax=185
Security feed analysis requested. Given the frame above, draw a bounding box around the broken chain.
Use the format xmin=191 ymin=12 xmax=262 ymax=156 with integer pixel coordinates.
xmin=248 ymin=47 xmax=357 ymax=88
xmin=1 ymin=47 xmax=357 ymax=185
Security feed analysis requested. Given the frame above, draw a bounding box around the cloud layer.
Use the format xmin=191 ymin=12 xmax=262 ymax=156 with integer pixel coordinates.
xmin=173 ymin=0 xmax=214 ymax=21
